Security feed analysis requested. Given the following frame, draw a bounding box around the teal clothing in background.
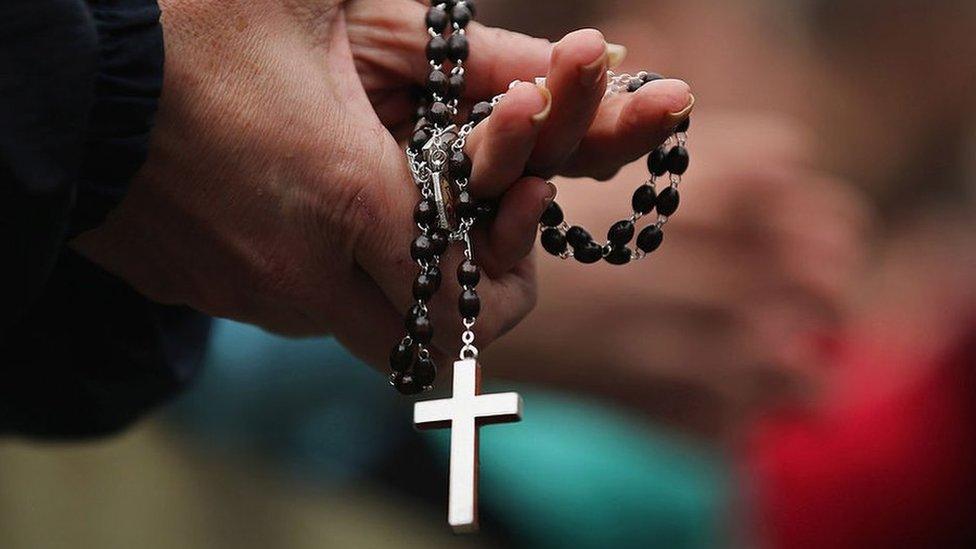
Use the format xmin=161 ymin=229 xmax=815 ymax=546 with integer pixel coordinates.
xmin=172 ymin=320 xmax=731 ymax=548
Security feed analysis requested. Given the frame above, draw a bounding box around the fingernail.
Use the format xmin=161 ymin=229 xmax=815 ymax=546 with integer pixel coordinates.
xmin=531 ymin=84 xmax=552 ymax=125
xmin=607 ymin=43 xmax=627 ymax=69
xmin=666 ymin=93 xmax=695 ymax=125
xmin=545 ymin=181 xmax=558 ymax=203
xmin=580 ymin=44 xmax=609 ymax=87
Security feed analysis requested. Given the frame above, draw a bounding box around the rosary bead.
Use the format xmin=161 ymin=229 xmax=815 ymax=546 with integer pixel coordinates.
xmin=667 ymin=145 xmax=690 ymax=175
xmin=439 ymin=0 xmax=458 ymax=8
xmin=643 ymin=72 xmax=663 ymax=83
xmin=461 ymin=0 xmax=475 ymax=16
xmin=627 ymin=79 xmax=645 ymax=93
xmin=426 ymin=36 xmax=448 ymax=64
xmin=656 ymin=186 xmax=680 ymax=216
xmin=392 ymin=371 xmax=423 ymax=395
xmin=426 ymin=265 xmax=442 ymax=288
xmin=540 ymin=200 xmax=564 ymax=227
xmin=566 ymin=225 xmax=592 ymax=249
xmin=411 ymin=234 xmax=435 ymax=261
xmin=675 ymin=116 xmax=690 ymax=133
xmin=426 ymin=69 xmax=449 ymax=98
xmin=459 ymin=288 xmax=481 ymax=318
xmin=448 ymin=72 xmax=466 ymax=99
xmin=414 ymin=198 xmax=438 ymax=226
xmin=448 ymin=149 xmax=472 ymax=179
xmin=541 ymin=228 xmax=568 ymax=256
xmin=636 ymin=225 xmax=664 ymax=253
xmin=406 ymin=308 xmax=434 ymax=344
xmin=415 ymin=103 xmax=428 ymax=122
xmin=456 ymin=190 xmax=477 ymax=219
xmin=607 ymin=219 xmax=635 ymax=246
xmin=632 ymin=184 xmax=658 ymax=214
xmin=447 ymin=33 xmax=469 ymax=62
xmin=413 ymin=355 xmax=437 ymax=387
xmin=429 ymin=228 xmax=449 ymax=256
xmin=425 ymin=6 xmax=449 ymax=33
xmin=647 ymin=146 xmax=668 ymax=176
xmin=389 ymin=341 xmax=414 ymax=373
xmin=574 ymin=241 xmax=604 ymax=264
xmin=428 ymin=101 xmax=451 ymax=126
xmin=457 ymin=259 xmax=481 ymax=287
xmin=475 ymin=202 xmax=495 ymax=223
xmin=450 ymin=3 xmax=472 ymax=28
xmin=413 ymin=270 xmax=441 ymax=300
xmin=470 ymin=101 xmax=493 ymax=124
xmin=605 ymin=246 xmax=633 ymax=265
xmin=410 ymin=127 xmax=432 ymax=151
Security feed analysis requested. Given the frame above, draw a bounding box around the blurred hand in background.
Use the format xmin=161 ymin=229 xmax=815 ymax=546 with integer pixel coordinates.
xmin=488 ymin=112 xmax=872 ymax=439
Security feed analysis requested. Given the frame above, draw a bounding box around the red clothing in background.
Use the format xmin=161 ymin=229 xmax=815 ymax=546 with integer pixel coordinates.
xmin=748 ymin=329 xmax=976 ymax=548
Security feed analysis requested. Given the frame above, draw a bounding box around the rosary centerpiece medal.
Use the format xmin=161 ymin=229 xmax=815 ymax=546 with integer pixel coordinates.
xmin=389 ymin=0 xmax=692 ymax=534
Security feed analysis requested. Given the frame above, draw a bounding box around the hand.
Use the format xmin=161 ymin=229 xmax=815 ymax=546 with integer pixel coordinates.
xmin=73 ymin=0 xmax=693 ymax=368
xmin=486 ymin=113 xmax=872 ymax=438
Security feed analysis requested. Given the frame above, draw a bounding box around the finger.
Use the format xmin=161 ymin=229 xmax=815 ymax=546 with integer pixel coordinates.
xmin=349 ymin=0 xmax=552 ymax=99
xmin=526 ymin=29 xmax=620 ymax=176
xmin=562 ymin=79 xmax=693 ymax=179
xmin=465 ymin=82 xmax=551 ymax=198
xmin=479 ymin=177 xmax=554 ymax=277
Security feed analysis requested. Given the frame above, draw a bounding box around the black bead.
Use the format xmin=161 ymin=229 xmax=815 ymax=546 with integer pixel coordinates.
xmin=439 ymin=0 xmax=458 ymax=8
xmin=456 ymin=190 xmax=477 ymax=219
xmin=642 ymin=72 xmax=663 ymax=83
xmin=470 ymin=101 xmax=493 ymax=124
xmin=675 ymin=116 xmax=690 ymax=133
xmin=426 ymin=265 xmax=442 ymax=288
xmin=656 ymin=186 xmax=680 ymax=216
xmin=415 ymin=104 xmax=428 ymax=122
xmin=459 ymin=288 xmax=481 ymax=318
xmin=607 ymin=220 xmax=635 ymax=246
xmin=448 ymin=72 xmax=465 ymax=99
xmin=627 ymin=79 xmax=644 ymax=93
xmin=647 ymin=146 xmax=667 ymax=176
xmin=566 ymin=225 xmax=592 ymax=249
xmin=411 ymin=234 xmax=434 ymax=261
xmin=574 ymin=241 xmax=604 ymax=264
xmin=475 ymin=202 xmax=495 ymax=223
xmin=632 ymin=184 xmax=657 ymax=214
xmin=605 ymin=246 xmax=632 ymax=265
xmin=461 ymin=0 xmax=475 ymax=16
xmin=414 ymin=117 xmax=430 ymax=133
xmin=636 ymin=225 xmax=664 ymax=253
xmin=426 ymin=36 xmax=448 ymax=63
xmin=425 ymin=7 xmax=449 ymax=32
xmin=540 ymin=201 xmax=564 ymax=227
xmin=391 ymin=371 xmax=423 ymax=395
xmin=413 ymin=355 xmax=437 ymax=387
xmin=426 ymin=70 xmax=448 ymax=97
xmin=429 ymin=228 xmax=449 ymax=256
xmin=540 ymin=228 xmax=568 ymax=256
xmin=451 ymin=4 xmax=472 ymax=28
xmin=457 ymin=259 xmax=481 ymax=287
xmin=666 ymin=145 xmax=689 ymax=175
xmin=448 ymin=150 xmax=472 ymax=179
xmin=389 ymin=341 xmax=414 ymax=373
xmin=406 ymin=308 xmax=433 ymax=343
xmin=447 ymin=33 xmax=469 ymax=62
xmin=413 ymin=270 xmax=441 ymax=300
xmin=414 ymin=198 xmax=438 ymax=225
xmin=410 ymin=127 xmax=432 ymax=151
xmin=428 ymin=101 xmax=450 ymax=126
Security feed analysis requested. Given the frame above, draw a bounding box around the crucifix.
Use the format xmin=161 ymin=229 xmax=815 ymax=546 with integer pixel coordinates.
xmin=414 ymin=358 xmax=523 ymax=533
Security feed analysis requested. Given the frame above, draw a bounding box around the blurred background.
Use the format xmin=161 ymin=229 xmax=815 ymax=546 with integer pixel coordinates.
xmin=2 ymin=0 xmax=975 ymax=547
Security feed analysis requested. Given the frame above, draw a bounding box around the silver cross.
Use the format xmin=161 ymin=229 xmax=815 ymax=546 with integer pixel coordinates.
xmin=414 ymin=359 xmax=523 ymax=533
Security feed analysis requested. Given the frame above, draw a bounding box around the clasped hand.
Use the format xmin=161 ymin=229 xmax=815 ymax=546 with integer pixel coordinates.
xmin=73 ymin=0 xmax=693 ymax=367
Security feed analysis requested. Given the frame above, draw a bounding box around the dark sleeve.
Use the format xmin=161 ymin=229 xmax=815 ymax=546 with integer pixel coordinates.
xmin=0 ymin=0 xmax=210 ymax=438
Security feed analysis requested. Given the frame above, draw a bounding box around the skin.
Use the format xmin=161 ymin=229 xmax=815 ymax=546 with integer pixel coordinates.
xmin=72 ymin=0 xmax=694 ymax=369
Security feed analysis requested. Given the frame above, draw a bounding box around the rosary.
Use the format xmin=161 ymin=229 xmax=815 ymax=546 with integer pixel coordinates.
xmin=388 ymin=0 xmax=690 ymax=533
